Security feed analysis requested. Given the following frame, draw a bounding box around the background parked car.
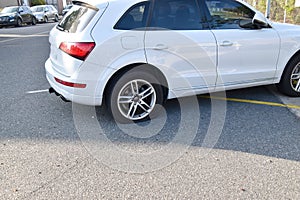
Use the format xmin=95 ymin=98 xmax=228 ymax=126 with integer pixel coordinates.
xmin=31 ymin=5 xmax=59 ymax=23
xmin=0 ymin=6 xmax=36 ymax=27
xmin=62 ymin=4 xmax=73 ymax=16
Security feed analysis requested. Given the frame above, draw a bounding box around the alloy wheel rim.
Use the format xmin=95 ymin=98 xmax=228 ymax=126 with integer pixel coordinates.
xmin=290 ymin=63 xmax=300 ymax=92
xmin=117 ymin=79 xmax=156 ymax=121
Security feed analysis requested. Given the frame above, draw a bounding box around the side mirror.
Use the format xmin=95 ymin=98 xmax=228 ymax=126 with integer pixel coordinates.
xmin=239 ymin=12 xmax=269 ymax=29
xmin=252 ymin=12 xmax=269 ymax=28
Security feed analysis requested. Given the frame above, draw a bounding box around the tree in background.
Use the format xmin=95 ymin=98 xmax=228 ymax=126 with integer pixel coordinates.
xmin=246 ymin=0 xmax=300 ymax=24
xmin=30 ymin=0 xmax=46 ymax=6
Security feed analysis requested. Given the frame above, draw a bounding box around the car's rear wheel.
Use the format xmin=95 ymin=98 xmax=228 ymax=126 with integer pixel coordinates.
xmin=32 ymin=17 xmax=37 ymax=25
xmin=16 ymin=18 xmax=22 ymax=27
xmin=277 ymin=56 xmax=300 ymax=97
xmin=106 ymin=69 xmax=164 ymax=123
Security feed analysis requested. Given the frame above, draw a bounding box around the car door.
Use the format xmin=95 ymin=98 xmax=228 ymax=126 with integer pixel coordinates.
xmin=21 ymin=6 xmax=30 ymax=22
xmin=49 ymin=6 xmax=55 ymax=19
xmin=145 ymin=0 xmax=217 ymax=98
xmin=203 ymin=0 xmax=280 ymax=88
xmin=18 ymin=7 xmax=26 ymax=22
xmin=47 ymin=6 xmax=54 ymax=20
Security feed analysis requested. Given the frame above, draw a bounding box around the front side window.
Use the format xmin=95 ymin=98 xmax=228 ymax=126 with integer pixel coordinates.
xmin=205 ymin=0 xmax=255 ymax=29
xmin=150 ymin=0 xmax=203 ymax=30
xmin=114 ymin=2 xmax=150 ymax=30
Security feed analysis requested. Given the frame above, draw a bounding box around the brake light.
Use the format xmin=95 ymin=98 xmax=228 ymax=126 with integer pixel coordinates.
xmin=55 ymin=77 xmax=86 ymax=88
xmin=59 ymin=42 xmax=95 ymax=60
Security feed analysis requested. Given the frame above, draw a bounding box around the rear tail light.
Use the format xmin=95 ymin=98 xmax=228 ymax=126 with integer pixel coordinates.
xmin=59 ymin=42 xmax=95 ymax=60
xmin=54 ymin=77 xmax=87 ymax=88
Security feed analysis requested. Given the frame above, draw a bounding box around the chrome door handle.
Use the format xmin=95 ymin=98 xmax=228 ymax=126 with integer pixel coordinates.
xmin=153 ymin=44 xmax=168 ymax=50
xmin=220 ymin=41 xmax=233 ymax=47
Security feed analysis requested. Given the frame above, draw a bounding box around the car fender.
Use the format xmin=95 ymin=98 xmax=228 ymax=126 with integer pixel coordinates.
xmin=272 ymin=23 xmax=300 ymax=82
xmin=145 ymin=49 xmax=215 ymax=99
xmin=80 ymin=49 xmax=148 ymax=105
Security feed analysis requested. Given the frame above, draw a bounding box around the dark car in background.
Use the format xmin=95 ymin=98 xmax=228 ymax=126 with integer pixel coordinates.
xmin=0 ymin=6 xmax=36 ymax=27
xmin=31 ymin=5 xmax=59 ymax=23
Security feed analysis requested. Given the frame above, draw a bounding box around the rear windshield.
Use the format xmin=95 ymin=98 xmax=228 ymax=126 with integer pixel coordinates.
xmin=31 ymin=6 xmax=43 ymax=12
xmin=57 ymin=2 xmax=98 ymax=33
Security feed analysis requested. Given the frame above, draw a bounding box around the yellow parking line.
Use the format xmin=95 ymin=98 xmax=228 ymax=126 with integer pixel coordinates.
xmin=200 ymin=95 xmax=300 ymax=110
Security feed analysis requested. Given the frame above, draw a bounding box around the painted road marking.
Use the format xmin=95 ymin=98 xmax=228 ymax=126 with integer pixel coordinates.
xmin=25 ymin=89 xmax=300 ymax=110
xmin=26 ymin=89 xmax=49 ymax=94
xmin=0 ymin=34 xmax=48 ymax=38
xmin=0 ymin=31 xmax=49 ymax=43
xmin=201 ymin=95 xmax=300 ymax=110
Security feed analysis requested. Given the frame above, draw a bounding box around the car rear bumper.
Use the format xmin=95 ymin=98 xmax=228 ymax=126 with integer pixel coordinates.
xmin=45 ymin=58 xmax=103 ymax=106
xmin=35 ymin=16 xmax=45 ymax=22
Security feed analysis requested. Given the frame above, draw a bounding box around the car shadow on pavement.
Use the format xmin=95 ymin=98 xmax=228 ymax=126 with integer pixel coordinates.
xmin=83 ymin=86 xmax=300 ymax=162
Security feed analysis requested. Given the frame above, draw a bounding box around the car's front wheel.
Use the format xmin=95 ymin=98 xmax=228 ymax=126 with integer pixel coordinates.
xmin=277 ymin=56 xmax=300 ymax=97
xmin=106 ymin=69 xmax=164 ymax=123
xmin=16 ymin=18 xmax=22 ymax=27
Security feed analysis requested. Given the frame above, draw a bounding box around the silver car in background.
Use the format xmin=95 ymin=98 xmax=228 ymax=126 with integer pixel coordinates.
xmin=31 ymin=5 xmax=59 ymax=23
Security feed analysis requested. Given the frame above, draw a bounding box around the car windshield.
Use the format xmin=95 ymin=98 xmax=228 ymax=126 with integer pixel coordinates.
xmin=31 ymin=6 xmax=44 ymax=12
xmin=1 ymin=7 xmax=18 ymax=13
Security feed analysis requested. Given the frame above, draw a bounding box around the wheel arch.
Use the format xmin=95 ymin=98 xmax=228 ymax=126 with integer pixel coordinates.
xmin=17 ymin=16 xmax=23 ymax=23
xmin=103 ymin=63 xmax=169 ymax=106
xmin=279 ymin=50 xmax=300 ymax=82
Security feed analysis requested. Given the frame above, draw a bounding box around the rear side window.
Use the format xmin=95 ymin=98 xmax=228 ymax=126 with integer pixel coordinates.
xmin=114 ymin=2 xmax=150 ymax=30
xmin=149 ymin=0 xmax=203 ymax=30
xmin=57 ymin=3 xmax=98 ymax=33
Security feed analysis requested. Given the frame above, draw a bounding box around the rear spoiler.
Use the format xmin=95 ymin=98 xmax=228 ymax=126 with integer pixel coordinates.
xmin=72 ymin=0 xmax=99 ymax=11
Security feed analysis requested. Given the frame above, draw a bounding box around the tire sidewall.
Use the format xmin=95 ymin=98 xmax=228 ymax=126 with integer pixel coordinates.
xmin=278 ymin=57 xmax=300 ymax=97
xmin=16 ymin=18 xmax=22 ymax=27
xmin=32 ymin=17 xmax=36 ymax=25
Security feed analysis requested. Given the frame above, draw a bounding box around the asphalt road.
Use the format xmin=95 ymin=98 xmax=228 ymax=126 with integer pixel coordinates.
xmin=0 ymin=23 xmax=299 ymax=199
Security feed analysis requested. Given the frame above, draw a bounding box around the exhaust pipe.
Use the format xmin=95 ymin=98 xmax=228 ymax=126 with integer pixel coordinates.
xmin=49 ymin=87 xmax=59 ymax=96
xmin=49 ymin=87 xmax=70 ymax=102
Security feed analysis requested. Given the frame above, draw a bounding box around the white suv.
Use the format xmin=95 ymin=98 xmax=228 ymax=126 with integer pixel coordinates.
xmin=46 ymin=0 xmax=300 ymax=123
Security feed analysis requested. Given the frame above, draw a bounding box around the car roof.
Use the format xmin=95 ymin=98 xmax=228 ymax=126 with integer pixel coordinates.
xmin=75 ymin=0 xmax=144 ymax=7
xmin=4 ymin=6 xmax=19 ymax=8
xmin=31 ymin=5 xmax=48 ymax=7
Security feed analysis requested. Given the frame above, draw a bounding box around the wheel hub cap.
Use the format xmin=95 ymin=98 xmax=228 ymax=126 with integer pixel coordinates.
xmin=117 ymin=79 xmax=156 ymax=121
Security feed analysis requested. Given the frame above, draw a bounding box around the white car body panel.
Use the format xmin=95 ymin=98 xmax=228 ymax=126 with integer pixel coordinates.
xmin=212 ymin=28 xmax=280 ymax=87
xmin=272 ymin=22 xmax=300 ymax=82
xmin=145 ymin=30 xmax=217 ymax=99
